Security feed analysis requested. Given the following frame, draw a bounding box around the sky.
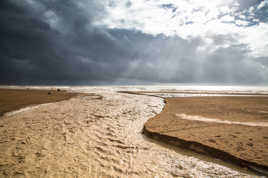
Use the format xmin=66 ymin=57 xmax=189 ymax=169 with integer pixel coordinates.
xmin=0 ymin=0 xmax=268 ymax=85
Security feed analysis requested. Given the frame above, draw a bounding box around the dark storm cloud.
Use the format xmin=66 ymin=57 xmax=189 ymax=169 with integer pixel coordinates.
xmin=0 ymin=0 xmax=267 ymax=85
xmin=0 ymin=0 xmax=119 ymax=84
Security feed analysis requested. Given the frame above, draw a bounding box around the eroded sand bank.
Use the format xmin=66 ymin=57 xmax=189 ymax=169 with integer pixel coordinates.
xmin=0 ymin=88 xmax=259 ymax=177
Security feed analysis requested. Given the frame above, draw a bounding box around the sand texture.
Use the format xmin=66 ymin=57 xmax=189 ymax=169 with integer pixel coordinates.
xmin=145 ymin=96 xmax=268 ymax=174
xmin=0 ymin=88 xmax=257 ymax=177
xmin=0 ymin=88 xmax=76 ymax=116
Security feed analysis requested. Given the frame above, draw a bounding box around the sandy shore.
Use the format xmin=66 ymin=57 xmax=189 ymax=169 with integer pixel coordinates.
xmin=145 ymin=96 xmax=268 ymax=175
xmin=0 ymin=88 xmax=77 ymax=117
xmin=0 ymin=87 xmax=261 ymax=177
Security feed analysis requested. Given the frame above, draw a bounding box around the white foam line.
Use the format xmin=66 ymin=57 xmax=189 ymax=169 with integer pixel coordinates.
xmin=176 ymin=113 xmax=268 ymax=127
xmin=3 ymin=103 xmax=52 ymax=117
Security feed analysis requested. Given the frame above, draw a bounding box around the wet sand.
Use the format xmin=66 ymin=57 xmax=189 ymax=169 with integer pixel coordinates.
xmin=0 ymin=88 xmax=77 ymax=116
xmin=145 ymin=96 xmax=268 ymax=175
xmin=0 ymin=88 xmax=262 ymax=177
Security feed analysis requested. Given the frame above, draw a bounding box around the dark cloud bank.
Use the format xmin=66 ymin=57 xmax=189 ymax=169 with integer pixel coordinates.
xmin=0 ymin=0 xmax=267 ymax=85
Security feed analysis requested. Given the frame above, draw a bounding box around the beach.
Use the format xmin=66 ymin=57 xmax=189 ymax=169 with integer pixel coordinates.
xmin=0 ymin=86 xmax=266 ymax=177
xmin=144 ymin=96 xmax=268 ymax=174
xmin=0 ymin=88 xmax=77 ymax=117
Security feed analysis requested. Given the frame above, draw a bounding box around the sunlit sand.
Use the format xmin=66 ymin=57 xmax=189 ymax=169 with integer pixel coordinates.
xmin=0 ymin=86 xmax=267 ymax=177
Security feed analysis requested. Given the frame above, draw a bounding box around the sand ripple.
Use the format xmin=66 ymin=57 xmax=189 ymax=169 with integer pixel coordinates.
xmin=0 ymin=88 xmax=258 ymax=177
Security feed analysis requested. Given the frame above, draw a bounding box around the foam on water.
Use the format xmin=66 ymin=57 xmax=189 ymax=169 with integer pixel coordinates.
xmin=2 ymin=84 xmax=268 ymax=94
xmin=176 ymin=113 xmax=268 ymax=127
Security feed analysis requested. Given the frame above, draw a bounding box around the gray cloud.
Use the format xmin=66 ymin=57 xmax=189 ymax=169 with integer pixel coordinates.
xmin=0 ymin=0 xmax=267 ymax=85
xmin=237 ymin=0 xmax=259 ymax=10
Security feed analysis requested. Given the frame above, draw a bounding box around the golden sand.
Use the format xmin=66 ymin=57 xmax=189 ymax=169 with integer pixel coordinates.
xmin=0 ymin=88 xmax=76 ymax=116
xmin=145 ymin=96 xmax=268 ymax=174
xmin=0 ymin=88 xmax=261 ymax=177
